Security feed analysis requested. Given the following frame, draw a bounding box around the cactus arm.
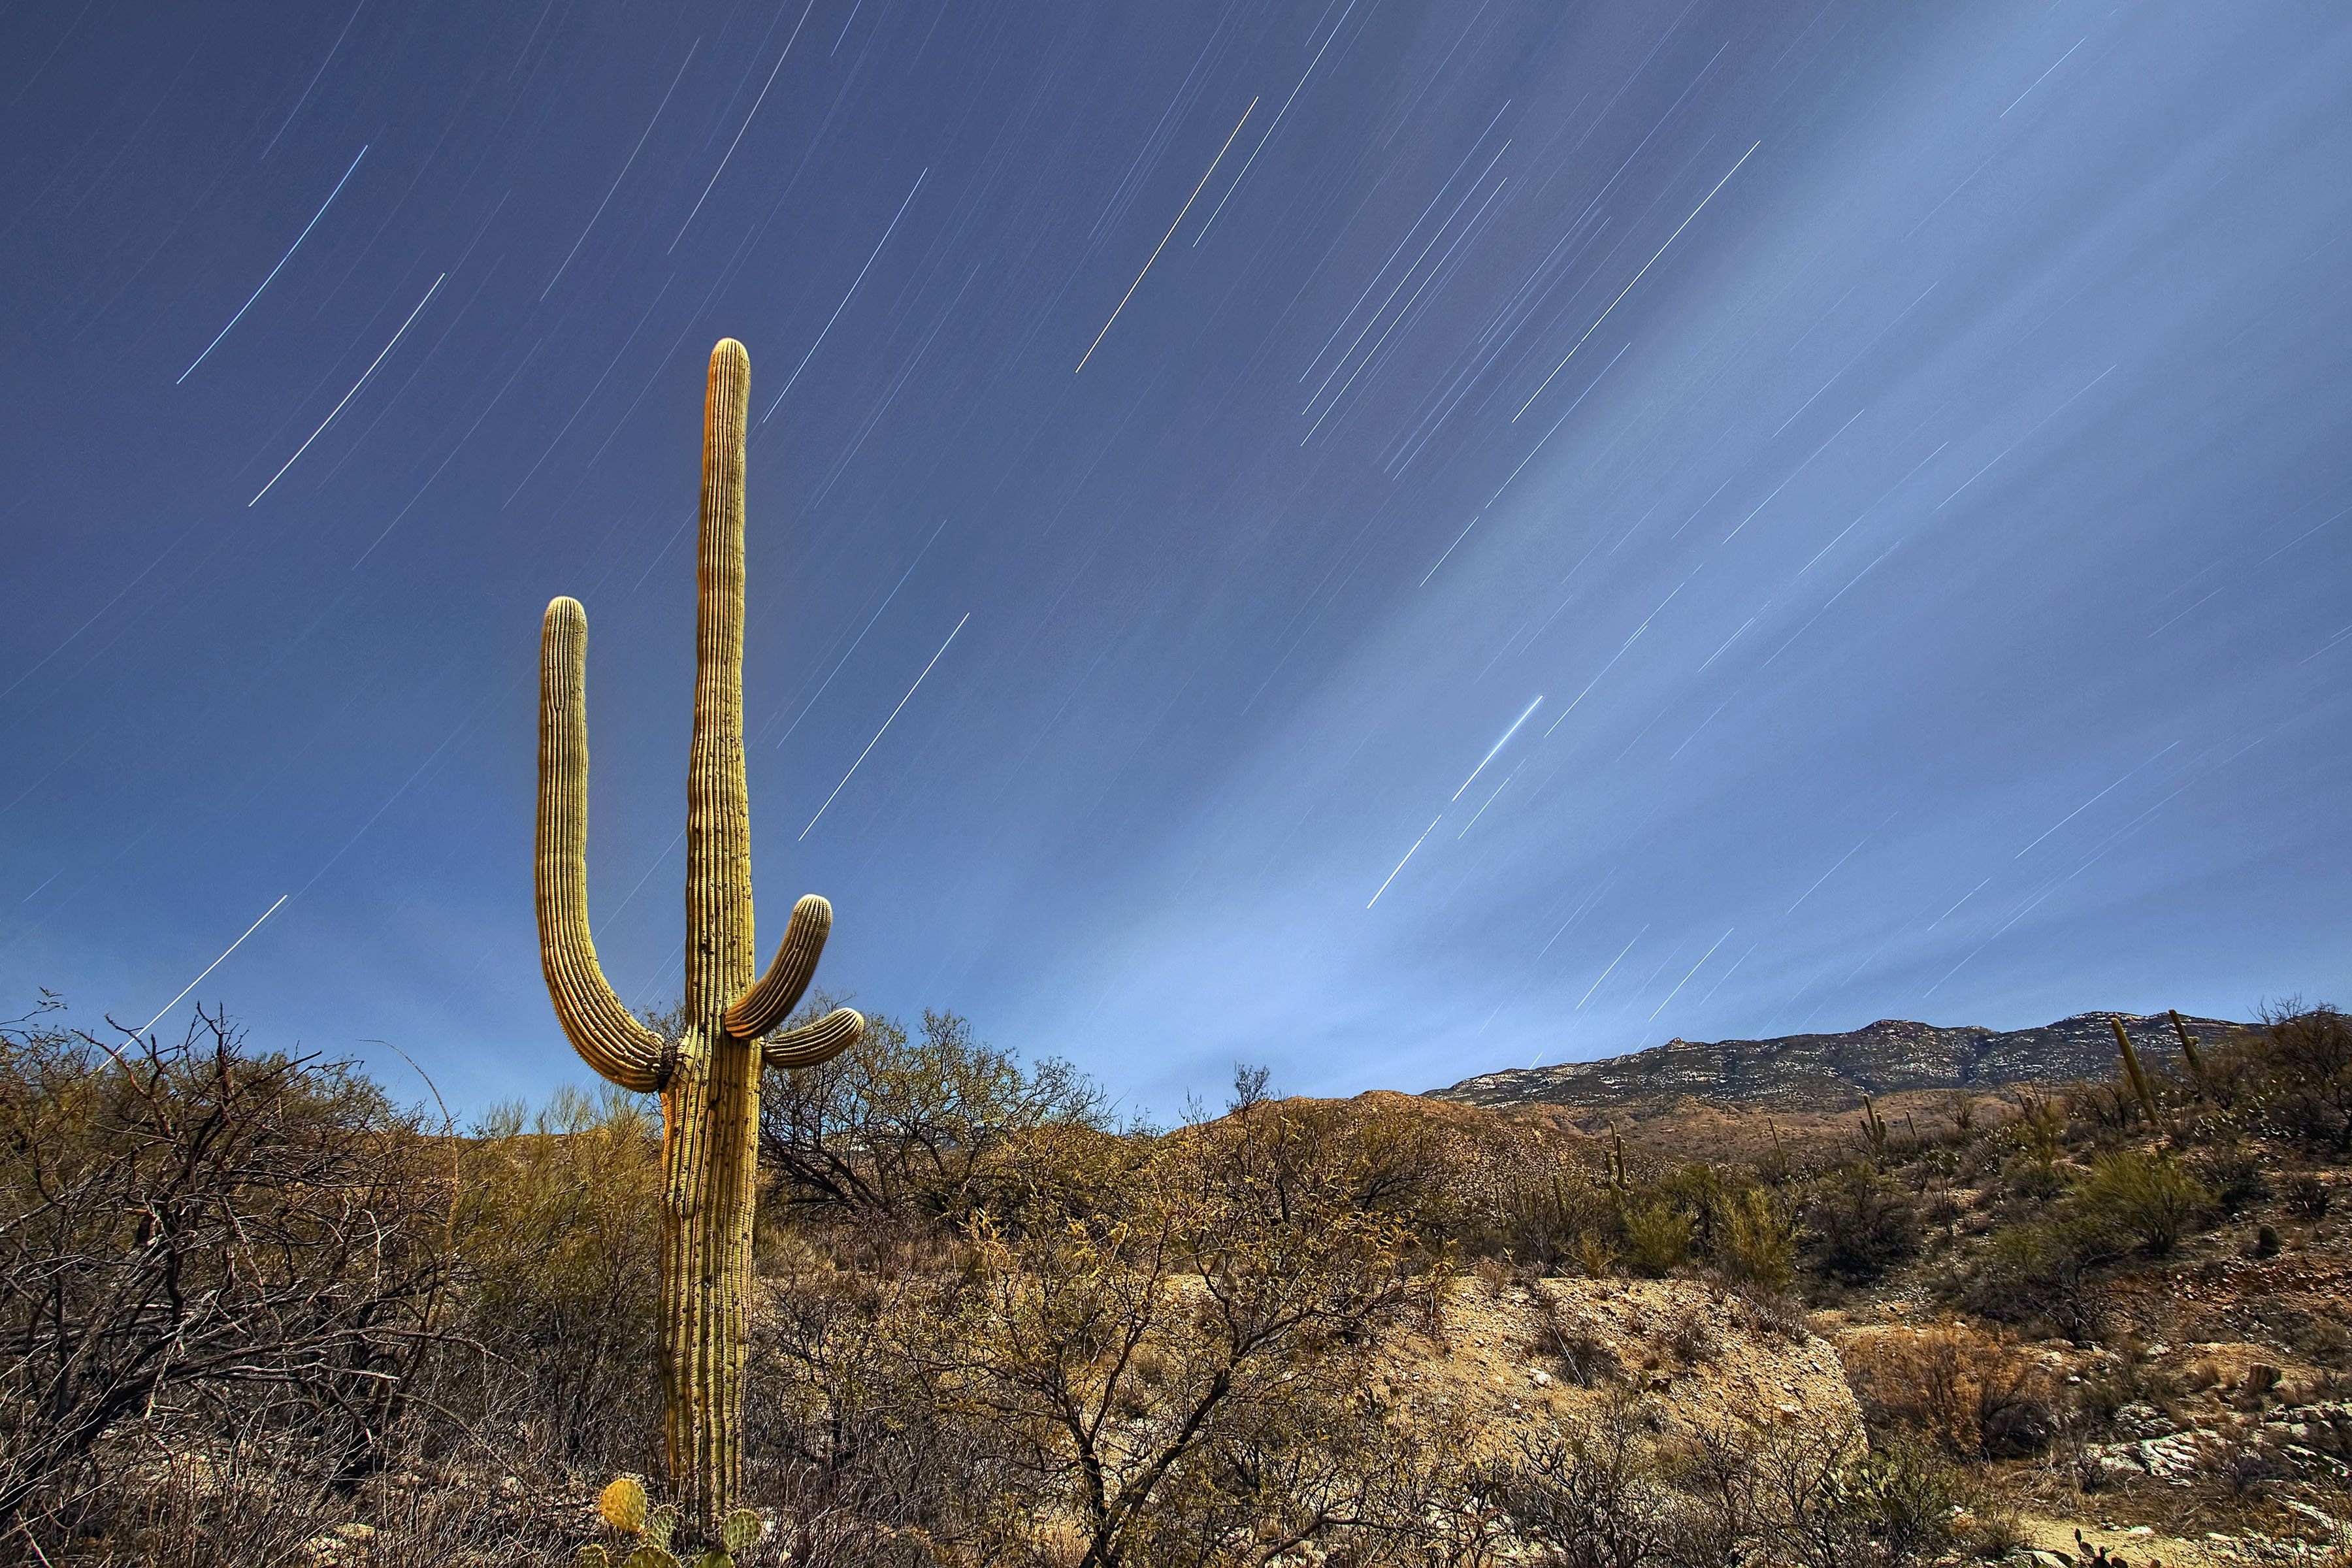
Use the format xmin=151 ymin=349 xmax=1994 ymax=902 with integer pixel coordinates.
xmin=762 ymin=1006 xmax=864 ymax=1070
xmin=724 ymin=894 xmax=832 ymax=1038
xmin=538 ymin=596 xmax=668 ymax=1093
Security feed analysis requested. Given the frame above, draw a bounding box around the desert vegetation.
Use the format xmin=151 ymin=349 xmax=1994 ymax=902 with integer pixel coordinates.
xmin=5 ymin=995 xmax=2349 ymax=1564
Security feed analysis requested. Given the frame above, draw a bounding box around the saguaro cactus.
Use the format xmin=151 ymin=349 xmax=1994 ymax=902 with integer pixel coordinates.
xmin=2109 ymin=1015 xmax=2161 ymax=1128
xmin=536 ymin=338 xmax=863 ymax=1527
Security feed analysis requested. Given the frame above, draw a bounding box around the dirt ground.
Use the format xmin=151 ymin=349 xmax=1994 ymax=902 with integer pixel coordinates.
xmin=1369 ymin=1275 xmax=1861 ymax=1461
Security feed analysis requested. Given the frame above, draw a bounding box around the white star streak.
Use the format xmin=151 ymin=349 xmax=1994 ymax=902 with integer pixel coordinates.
xmin=1788 ymin=819 xmax=1890 ymax=915
xmin=1649 ymin=926 xmax=1733 ymax=1021
xmin=1076 ymin=97 xmax=1256 ymax=373
xmin=2001 ymin=37 xmax=2085 ymax=118
xmin=2013 ymin=741 xmax=2177 ymax=859
xmin=178 ymin=145 xmax=367 ymax=383
xmin=133 ymin=893 xmax=289 ymax=1040
xmin=1452 ymin=696 xmax=1544 ymax=802
xmin=543 ymin=40 xmax=698 ymax=299
xmin=764 ymin=167 xmax=929 ymax=421
xmin=774 ymin=515 xmax=949 ymax=745
xmin=1924 ymin=876 xmax=1992 ymax=932
xmin=249 ymin=272 xmax=444 ymax=505
xmin=800 ymin=613 xmax=970 ymax=841
xmin=1695 ymin=941 xmax=1757 ymax=1007
xmin=1512 ymin=141 xmax=1757 ymax=420
xmin=1721 ymin=406 xmax=1866 ymax=544
xmin=1192 ymin=0 xmax=1352 ymax=248
xmin=669 ymin=0 xmax=815 ymax=252
xmin=1577 ymin=926 xmax=1647 ymax=1008
xmin=1365 ymin=815 xmax=1442 ymax=909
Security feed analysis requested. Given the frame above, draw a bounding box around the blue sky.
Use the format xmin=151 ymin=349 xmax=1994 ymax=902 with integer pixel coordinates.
xmin=3 ymin=1 xmax=2347 ymax=1118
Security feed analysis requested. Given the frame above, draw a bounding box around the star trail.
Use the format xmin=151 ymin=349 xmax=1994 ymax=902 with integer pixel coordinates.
xmin=2 ymin=2 xmax=2347 ymax=1115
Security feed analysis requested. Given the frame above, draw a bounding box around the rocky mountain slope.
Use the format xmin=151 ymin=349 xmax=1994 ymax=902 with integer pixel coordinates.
xmin=1431 ymin=1011 xmax=2245 ymax=1113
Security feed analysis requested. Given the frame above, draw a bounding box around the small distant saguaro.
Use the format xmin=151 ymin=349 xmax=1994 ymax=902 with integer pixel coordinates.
xmin=534 ymin=338 xmax=862 ymax=1528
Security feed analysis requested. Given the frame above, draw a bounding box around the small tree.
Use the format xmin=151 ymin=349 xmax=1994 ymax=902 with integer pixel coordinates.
xmin=757 ymin=1007 xmax=1110 ymax=1225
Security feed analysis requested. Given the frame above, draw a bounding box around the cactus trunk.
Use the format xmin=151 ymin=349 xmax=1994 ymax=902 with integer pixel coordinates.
xmin=536 ymin=338 xmax=865 ymax=1533
xmin=659 ymin=1031 xmax=759 ymax=1522
xmin=669 ymin=338 xmax=757 ymax=1525
xmin=2110 ymin=1015 xmax=2161 ymax=1129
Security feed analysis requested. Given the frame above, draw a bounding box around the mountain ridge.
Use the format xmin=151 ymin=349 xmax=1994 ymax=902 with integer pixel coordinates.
xmin=1427 ymin=1009 xmax=2247 ymax=1114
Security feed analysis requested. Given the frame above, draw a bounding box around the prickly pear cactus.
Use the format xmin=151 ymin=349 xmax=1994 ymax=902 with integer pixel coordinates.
xmin=643 ymin=1505 xmax=681 ymax=1551
xmin=600 ymin=1476 xmax=649 ymax=1533
xmin=579 ymin=1548 xmax=611 ymax=1568
xmin=722 ymin=1511 xmax=760 ymax=1554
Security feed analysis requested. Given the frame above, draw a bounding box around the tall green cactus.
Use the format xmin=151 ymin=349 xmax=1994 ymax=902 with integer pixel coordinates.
xmin=2168 ymin=1008 xmax=2209 ymax=1097
xmin=1858 ymin=1092 xmax=1888 ymax=1162
xmin=2109 ymin=1015 xmax=2161 ymax=1128
xmin=536 ymin=338 xmax=863 ymax=1528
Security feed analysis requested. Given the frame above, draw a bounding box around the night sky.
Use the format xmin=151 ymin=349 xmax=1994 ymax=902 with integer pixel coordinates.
xmin=5 ymin=1 xmax=2348 ymax=1117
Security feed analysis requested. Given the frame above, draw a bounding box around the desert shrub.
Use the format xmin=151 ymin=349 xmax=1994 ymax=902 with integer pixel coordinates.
xmin=1999 ymin=1151 xmax=2067 ymax=1203
xmin=755 ymin=1093 xmax=1457 ymax=1566
xmin=1841 ymin=1323 xmax=2056 ymax=1460
xmin=2285 ymin=1170 xmax=2334 ymax=1217
xmin=1622 ymin=1200 xmax=1694 ymax=1276
xmin=1523 ymin=1284 xmax=1624 ymax=1386
xmin=1699 ymin=1421 xmax=1957 ymax=1568
xmin=455 ymin=1084 xmax=664 ymax=1471
xmin=2189 ymin=1141 xmax=2270 ymax=1213
xmin=1652 ymin=1162 xmax=1729 ymax=1247
xmin=1801 ymin=1167 xmax=1920 ymax=1286
xmin=2254 ymin=1001 xmax=2352 ymax=1153
xmin=1794 ymin=1436 xmax=1958 ymax=1567
xmin=1718 ymin=1185 xmax=1798 ymax=1292
xmin=2076 ymin=1149 xmax=2212 ymax=1256
xmin=0 ymin=1004 xmax=452 ymax=1544
xmin=1953 ymin=1214 xmax=2120 ymax=1344
xmin=1484 ymin=1397 xmax=1682 ymax=1564
xmin=1475 ymin=1163 xmax=1615 ymax=1272
xmin=1662 ymin=1303 xmax=1720 ymax=1364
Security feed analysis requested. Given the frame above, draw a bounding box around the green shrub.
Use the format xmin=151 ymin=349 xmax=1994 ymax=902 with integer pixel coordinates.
xmin=2076 ymin=1149 xmax=2212 ymax=1256
xmin=1954 ymin=1214 xmax=2119 ymax=1343
xmin=1802 ymin=1166 xmax=1920 ymax=1284
xmin=1622 ymin=1200 xmax=1693 ymax=1276
xmin=1718 ymin=1185 xmax=1797 ymax=1292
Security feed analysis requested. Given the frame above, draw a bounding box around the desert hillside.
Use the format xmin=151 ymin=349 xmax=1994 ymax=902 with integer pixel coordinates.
xmin=1433 ymin=1010 xmax=2246 ymax=1113
xmin=13 ymin=999 xmax=2352 ymax=1566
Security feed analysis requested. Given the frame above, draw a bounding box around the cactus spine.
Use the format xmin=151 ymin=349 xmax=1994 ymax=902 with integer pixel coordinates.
xmin=537 ymin=340 xmax=863 ymax=1529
